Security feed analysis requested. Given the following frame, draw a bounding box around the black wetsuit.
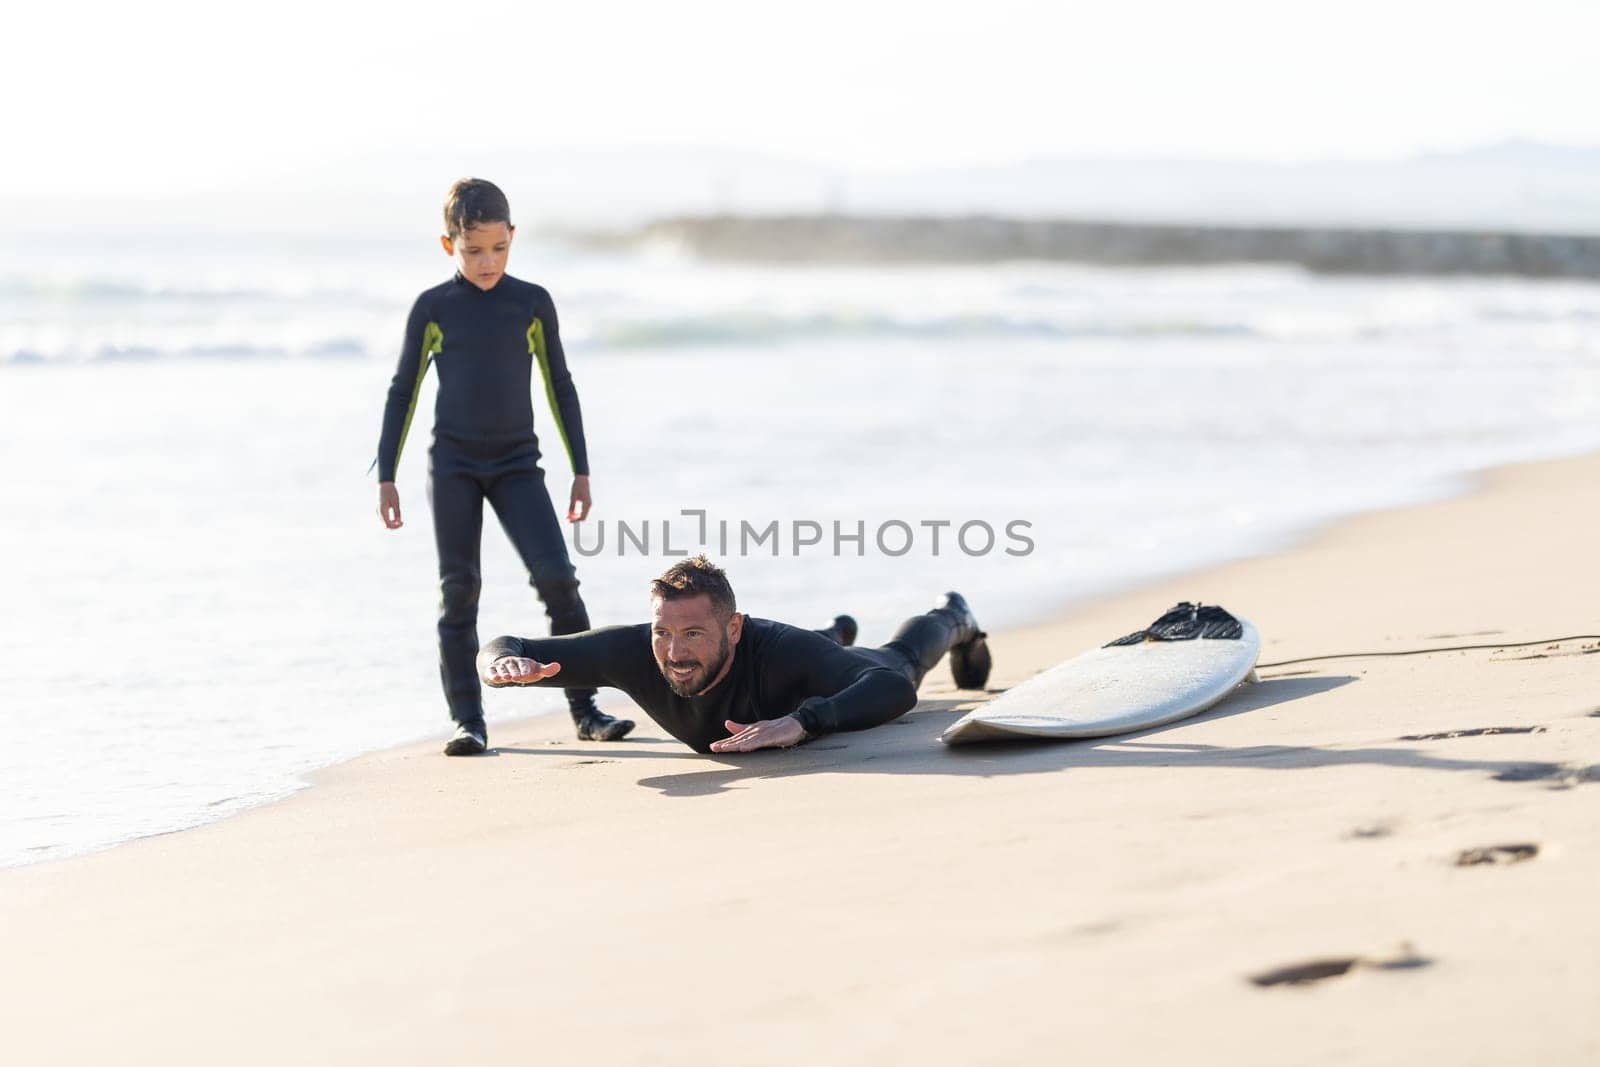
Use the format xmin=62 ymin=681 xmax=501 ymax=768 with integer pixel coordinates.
xmin=480 ymin=608 xmax=965 ymax=752
xmin=377 ymin=272 xmax=594 ymax=728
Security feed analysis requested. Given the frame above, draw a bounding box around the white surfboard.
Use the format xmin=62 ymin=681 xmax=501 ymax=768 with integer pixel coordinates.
xmin=941 ymin=604 xmax=1260 ymax=745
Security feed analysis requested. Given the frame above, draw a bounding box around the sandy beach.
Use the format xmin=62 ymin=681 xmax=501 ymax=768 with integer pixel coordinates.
xmin=3 ymin=451 xmax=1597 ymax=1066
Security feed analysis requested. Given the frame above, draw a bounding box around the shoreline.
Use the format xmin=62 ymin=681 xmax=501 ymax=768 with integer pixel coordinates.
xmin=0 ymin=446 xmax=1575 ymax=874
xmin=4 ymin=450 xmax=1597 ymax=1064
xmin=0 ymin=449 xmax=1515 ymax=873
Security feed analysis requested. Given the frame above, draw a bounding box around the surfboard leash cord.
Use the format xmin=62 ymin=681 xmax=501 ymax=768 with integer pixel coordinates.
xmin=1257 ymin=633 xmax=1600 ymax=670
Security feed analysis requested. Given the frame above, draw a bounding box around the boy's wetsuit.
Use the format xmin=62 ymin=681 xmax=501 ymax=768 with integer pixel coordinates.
xmin=480 ymin=608 xmax=965 ymax=752
xmin=377 ymin=272 xmax=594 ymax=730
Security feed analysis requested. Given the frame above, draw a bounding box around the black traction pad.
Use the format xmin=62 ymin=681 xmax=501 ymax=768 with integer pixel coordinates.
xmin=1105 ymin=602 xmax=1244 ymax=646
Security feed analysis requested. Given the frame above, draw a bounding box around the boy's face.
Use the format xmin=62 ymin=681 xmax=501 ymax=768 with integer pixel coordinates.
xmin=440 ymin=222 xmax=513 ymax=290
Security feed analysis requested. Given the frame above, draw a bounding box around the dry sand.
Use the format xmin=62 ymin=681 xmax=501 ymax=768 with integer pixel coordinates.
xmin=3 ymin=454 xmax=1597 ymax=1066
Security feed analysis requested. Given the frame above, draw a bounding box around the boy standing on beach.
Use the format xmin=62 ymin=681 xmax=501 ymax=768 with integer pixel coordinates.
xmin=375 ymin=178 xmax=634 ymax=755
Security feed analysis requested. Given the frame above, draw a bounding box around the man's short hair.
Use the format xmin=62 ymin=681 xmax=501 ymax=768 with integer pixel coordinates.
xmin=650 ymin=555 xmax=737 ymax=618
xmin=443 ymin=178 xmax=512 ymax=239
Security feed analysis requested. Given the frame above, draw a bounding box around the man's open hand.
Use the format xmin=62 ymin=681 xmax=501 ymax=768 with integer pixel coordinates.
xmin=483 ymin=656 xmax=562 ymax=686
xmin=710 ymin=715 xmax=806 ymax=753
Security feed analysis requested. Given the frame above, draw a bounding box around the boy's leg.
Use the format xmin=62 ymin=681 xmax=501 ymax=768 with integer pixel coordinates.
xmin=427 ymin=446 xmax=488 ymax=734
xmin=485 ymin=453 xmax=635 ymax=741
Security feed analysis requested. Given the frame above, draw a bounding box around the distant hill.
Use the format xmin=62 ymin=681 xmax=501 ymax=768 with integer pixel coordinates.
xmin=609 ymin=214 xmax=1600 ymax=278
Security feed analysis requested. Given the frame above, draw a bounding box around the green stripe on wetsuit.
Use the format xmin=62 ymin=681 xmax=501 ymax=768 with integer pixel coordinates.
xmin=390 ymin=321 xmax=443 ymax=475
xmin=528 ymin=318 xmax=576 ymax=473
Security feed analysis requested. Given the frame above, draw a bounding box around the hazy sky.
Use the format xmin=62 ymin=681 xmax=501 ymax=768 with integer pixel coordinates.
xmin=6 ymin=0 xmax=1598 ymax=198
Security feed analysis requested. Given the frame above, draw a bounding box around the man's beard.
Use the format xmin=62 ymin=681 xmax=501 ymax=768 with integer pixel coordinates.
xmin=660 ymin=632 xmax=731 ymax=697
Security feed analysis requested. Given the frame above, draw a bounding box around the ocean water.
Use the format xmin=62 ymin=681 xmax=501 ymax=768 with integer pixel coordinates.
xmin=3 ymin=232 xmax=1599 ymax=868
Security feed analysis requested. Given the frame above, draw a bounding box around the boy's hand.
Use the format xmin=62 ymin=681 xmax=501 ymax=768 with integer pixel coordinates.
xmin=709 ymin=716 xmax=807 ymax=753
xmin=378 ymin=482 xmax=403 ymax=529
xmin=483 ymin=656 xmax=562 ymax=686
xmin=568 ymin=475 xmax=592 ymax=523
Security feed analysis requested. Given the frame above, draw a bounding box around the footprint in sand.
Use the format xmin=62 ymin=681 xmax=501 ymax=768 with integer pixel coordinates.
xmin=563 ymin=759 xmax=619 ymax=768
xmin=1250 ymin=958 xmax=1360 ymax=986
xmin=1551 ymin=765 xmax=1600 ymax=788
xmin=1455 ymin=843 xmax=1539 ymax=866
xmin=1250 ymin=948 xmax=1431 ymax=988
xmin=1493 ymin=762 xmax=1600 ymax=787
xmin=1398 ymin=726 xmax=1545 ymax=740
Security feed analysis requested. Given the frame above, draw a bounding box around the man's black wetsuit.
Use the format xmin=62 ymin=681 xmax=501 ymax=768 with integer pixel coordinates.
xmin=377 ymin=272 xmax=594 ymax=730
xmin=481 ymin=607 xmax=968 ymax=752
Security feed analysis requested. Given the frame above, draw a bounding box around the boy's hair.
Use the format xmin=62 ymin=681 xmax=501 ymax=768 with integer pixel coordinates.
xmin=650 ymin=555 xmax=737 ymax=618
xmin=443 ymin=178 xmax=512 ymax=239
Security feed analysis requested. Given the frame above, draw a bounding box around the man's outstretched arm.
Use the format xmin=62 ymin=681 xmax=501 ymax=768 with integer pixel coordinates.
xmin=788 ymin=669 xmax=919 ymax=737
xmin=709 ymin=629 xmax=918 ymax=753
xmin=708 ymin=670 xmax=917 ymax=753
xmin=477 ymin=624 xmax=649 ymax=691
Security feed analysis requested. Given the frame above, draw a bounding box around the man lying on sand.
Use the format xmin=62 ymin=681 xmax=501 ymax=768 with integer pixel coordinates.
xmin=477 ymin=555 xmax=992 ymax=753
